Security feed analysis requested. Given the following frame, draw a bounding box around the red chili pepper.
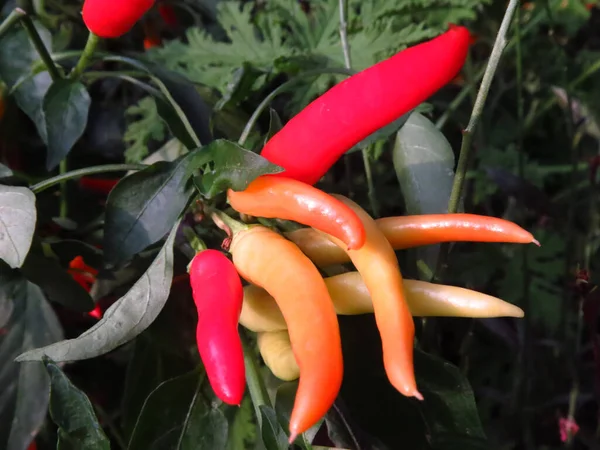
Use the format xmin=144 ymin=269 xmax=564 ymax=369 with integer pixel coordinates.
xmin=227 ymin=176 xmax=366 ymax=250
xmin=158 ymin=4 xmax=178 ymax=27
xmin=82 ymin=0 xmax=155 ymax=38
xmin=68 ymin=255 xmax=98 ymax=292
xmin=189 ymin=250 xmax=245 ymax=405
xmin=261 ymin=26 xmax=471 ymax=185
xmin=78 ymin=177 xmax=120 ymax=196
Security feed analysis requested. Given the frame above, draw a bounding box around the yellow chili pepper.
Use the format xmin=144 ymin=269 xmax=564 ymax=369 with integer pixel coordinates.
xmin=257 ymin=331 xmax=300 ymax=381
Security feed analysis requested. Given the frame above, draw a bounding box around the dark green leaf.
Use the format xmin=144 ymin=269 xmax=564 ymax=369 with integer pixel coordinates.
xmin=414 ymin=349 xmax=487 ymax=445
xmin=21 ymin=241 xmax=94 ymax=312
xmin=47 ymin=240 xmax=104 ymax=271
xmin=128 ymin=370 xmax=228 ymax=450
xmin=275 ymin=382 xmax=319 ymax=449
xmin=216 ymin=63 xmax=265 ymax=111
xmin=0 ymin=22 xmax=53 ymax=142
xmin=259 ymin=405 xmax=289 ymax=450
xmin=15 ymin=222 xmax=178 ymax=362
xmin=43 ymin=357 xmax=110 ymax=450
xmin=201 ymin=140 xmax=283 ymax=198
xmin=43 ymin=80 xmax=91 ymax=170
xmin=0 ymin=185 xmax=36 ymax=269
xmin=103 ymin=149 xmax=207 ymax=266
xmin=0 ymin=163 xmax=13 ymax=178
xmin=0 ymin=269 xmax=63 ymax=450
xmin=264 ymin=108 xmax=283 ymax=147
xmin=347 ymin=112 xmax=411 ymax=154
xmin=226 ymin=397 xmax=257 ymax=450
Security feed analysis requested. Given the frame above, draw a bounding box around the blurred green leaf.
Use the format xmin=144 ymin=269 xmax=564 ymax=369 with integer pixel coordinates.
xmin=42 ymin=79 xmax=90 ymax=170
xmin=0 ymin=270 xmax=63 ymax=450
xmin=259 ymin=405 xmax=289 ymax=450
xmin=0 ymin=185 xmax=36 ymax=269
xmin=226 ymin=397 xmax=257 ymax=450
xmin=128 ymin=370 xmax=228 ymax=450
xmin=275 ymin=382 xmax=319 ymax=449
xmin=264 ymin=108 xmax=283 ymax=147
xmin=43 ymin=357 xmax=110 ymax=450
xmin=15 ymin=222 xmax=178 ymax=362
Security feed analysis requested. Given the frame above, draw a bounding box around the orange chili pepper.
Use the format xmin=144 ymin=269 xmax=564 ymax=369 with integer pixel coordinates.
xmin=315 ymin=196 xmax=421 ymax=400
xmin=286 ymin=213 xmax=539 ymax=267
xmin=227 ymin=176 xmax=366 ymax=250
xmin=226 ymin=221 xmax=343 ymax=441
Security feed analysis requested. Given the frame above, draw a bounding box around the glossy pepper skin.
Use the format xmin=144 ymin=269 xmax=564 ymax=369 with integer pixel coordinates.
xmin=261 ymin=26 xmax=471 ymax=185
xmin=227 ymin=176 xmax=366 ymax=250
xmin=239 ymin=272 xmax=525 ymax=332
xmin=189 ymin=250 xmax=245 ymax=405
xmin=257 ymin=331 xmax=300 ymax=381
xmin=82 ymin=0 xmax=154 ymax=38
xmin=318 ymin=196 xmax=421 ymax=399
xmin=286 ymin=213 xmax=539 ymax=267
xmin=229 ymin=225 xmax=343 ymax=440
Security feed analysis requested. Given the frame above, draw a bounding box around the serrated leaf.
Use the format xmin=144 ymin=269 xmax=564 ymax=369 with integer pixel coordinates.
xmin=0 ymin=271 xmax=64 ymax=450
xmin=128 ymin=370 xmax=228 ymax=450
xmin=201 ymin=140 xmax=283 ymax=198
xmin=15 ymin=222 xmax=178 ymax=362
xmin=43 ymin=80 xmax=91 ymax=170
xmin=43 ymin=357 xmax=110 ymax=450
xmin=259 ymin=405 xmax=289 ymax=450
xmin=103 ymin=149 xmax=208 ymax=266
xmin=0 ymin=22 xmax=53 ymax=143
xmin=0 ymin=185 xmax=36 ymax=269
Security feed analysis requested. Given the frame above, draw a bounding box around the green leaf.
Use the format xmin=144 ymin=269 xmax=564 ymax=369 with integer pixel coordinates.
xmin=347 ymin=112 xmax=411 ymax=154
xmin=0 ymin=22 xmax=53 ymax=142
xmin=15 ymin=222 xmax=179 ymax=362
xmin=226 ymin=397 xmax=257 ymax=450
xmin=264 ymin=108 xmax=283 ymax=147
xmin=43 ymin=80 xmax=91 ymax=170
xmin=0 ymin=185 xmax=36 ymax=269
xmin=0 ymin=163 xmax=13 ymax=178
xmin=201 ymin=140 xmax=283 ymax=198
xmin=21 ymin=241 xmax=95 ymax=312
xmin=414 ymin=349 xmax=487 ymax=446
xmin=128 ymin=370 xmax=228 ymax=450
xmin=0 ymin=270 xmax=64 ymax=450
xmin=259 ymin=405 xmax=289 ymax=450
xmin=275 ymin=382 xmax=319 ymax=449
xmin=43 ymin=357 xmax=110 ymax=450
xmin=103 ymin=149 xmax=208 ymax=266
xmin=216 ymin=62 xmax=266 ymax=111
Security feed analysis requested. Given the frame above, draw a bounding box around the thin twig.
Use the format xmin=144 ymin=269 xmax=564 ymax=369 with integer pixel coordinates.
xmin=19 ymin=12 xmax=61 ymax=81
xmin=0 ymin=8 xmax=26 ymax=38
xmin=338 ymin=0 xmax=351 ymax=68
xmin=69 ymin=32 xmax=100 ymax=80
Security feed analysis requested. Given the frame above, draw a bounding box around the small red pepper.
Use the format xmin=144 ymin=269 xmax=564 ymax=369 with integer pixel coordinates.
xmin=78 ymin=177 xmax=120 ymax=196
xmin=82 ymin=0 xmax=155 ymax=38
xmin=189 ymin=250 xmax=245 ymax=405
xmin=227 ymin=176 xmax=366 ymax=250
xmin=158 ymin=4 xmax=178 ymax=27
xmin=261 ymin=26 xmax=471 ymax=185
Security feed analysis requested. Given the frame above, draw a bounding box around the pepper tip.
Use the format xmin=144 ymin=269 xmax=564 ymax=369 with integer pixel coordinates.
xmin=413 ymin=390 xmax=424 ymax=401
xmin=288 ymin=432 xmax=298 ymax=444
xmin=532 ymin=238 xmax=541 ymax=247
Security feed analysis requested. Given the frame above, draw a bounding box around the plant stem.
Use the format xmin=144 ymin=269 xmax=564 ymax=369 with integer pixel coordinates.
xmin=30 ymin=164 xmax=146 ymax=194
xmin=59 ymin=159 xmax=68 ymax=217
xmin=240 ymin=331 xmax=271 ymax=427
xmin=446 ymin=0 xmax=520 ymax=215
xmin=0 ymin=8 xmax=26 ymax=38
xmin=20 ymin=13 xmax=61 ymax=81
xmin=69 ymin=32 xmax=100 ymax=80
xmin=338 ymin=0 xmax=351 ymax=68
xmin=238 ymin=67 xmax=355 ymax=147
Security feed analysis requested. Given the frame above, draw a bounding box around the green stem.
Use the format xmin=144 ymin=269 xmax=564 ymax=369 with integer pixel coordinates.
xmin=69 ymin=32 xmax=100 ymax=80
xmin=241 ymin=331 xmax=271 ymax=427
xmin=30 ymin=164 xmax=146 ymax=194
xmin=446 ymin=0 xmax=520 ymax=214
xmin=210 ymin=209 xmax=248 ymax=238
xmin=59 ymin=159 xmax=68 ymax=218
xmin=20 ymin=13 xmax=61 ymax=81
xmin=338 ymin=0 xmax=351 ymax=68
xmin=238 ymin=67 xmax=355 ymax=147
xmin=0 ymin=8 xmax=26 ymax=38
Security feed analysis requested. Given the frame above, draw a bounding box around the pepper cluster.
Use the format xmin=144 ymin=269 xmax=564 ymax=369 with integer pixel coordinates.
xmin=187 ymin=26 xmax=536 ymax=441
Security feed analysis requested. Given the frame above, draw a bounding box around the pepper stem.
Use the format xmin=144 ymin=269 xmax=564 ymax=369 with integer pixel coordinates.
xmin=69 ymin=32 xmax=100 ymax=80
xmin=209 ymin=209 xmax=248 ymax=243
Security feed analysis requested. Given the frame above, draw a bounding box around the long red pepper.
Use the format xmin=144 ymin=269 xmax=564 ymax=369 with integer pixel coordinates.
xmin=189 ymin=250 xmax=245 ymax=405
xmin=83 ymin=0 xmax=155 ymax=38
xmin=261 ymin=26 xmax=471 ymax=185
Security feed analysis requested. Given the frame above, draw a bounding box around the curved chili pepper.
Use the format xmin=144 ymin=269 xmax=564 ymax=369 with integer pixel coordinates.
xmin=228 ymin=224 xmax=342 ymax=440
xmin=286 ymin=213 xmax=539 ymax=267
xmin=240 ymin=272 xmax=524 ymax=332
xmin=83 ymin=0 xmax=154 ymax=38
xmin=261 ymin=26 xmax=471 ymax=185
xmin=189 ymin=250 xmax=245 ymax=405
xmin=257 ymin=330 xmax=300 ymax=381
xmin=227 ymin=176 xmax=366 ymax=250
xmin=316 ymin=196 xmax=421 ymax=399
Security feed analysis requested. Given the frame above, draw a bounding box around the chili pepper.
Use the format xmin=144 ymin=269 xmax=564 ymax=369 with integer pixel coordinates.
xmin=316 ymin=196 xmax=421 ymax=399
xmin=260 ymin=26 xmax=471 ymax=185
xmin=189 ymin=249 xmax=245 ymax=406
xmin=257 ymin=330 xmax=300 ymax=381
xmin=227 ymin=176 xmax=366 ymax=250
xmin=226 ymin=221 xmax=342 ymax=440
xmin=286 ymin=213 xmax=539 ymax=267
xmin=68 ymin=255 xmax=98 ymax=292
xmin=82 ymin=0 xmax=155 ymax=38
xmin=78 ymin=177 xmax=120 ymax=196
xmin=158 ymin=4 xmax=178 ymax=27
xmin=240 ymin=272 xmax=524 ymax=332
